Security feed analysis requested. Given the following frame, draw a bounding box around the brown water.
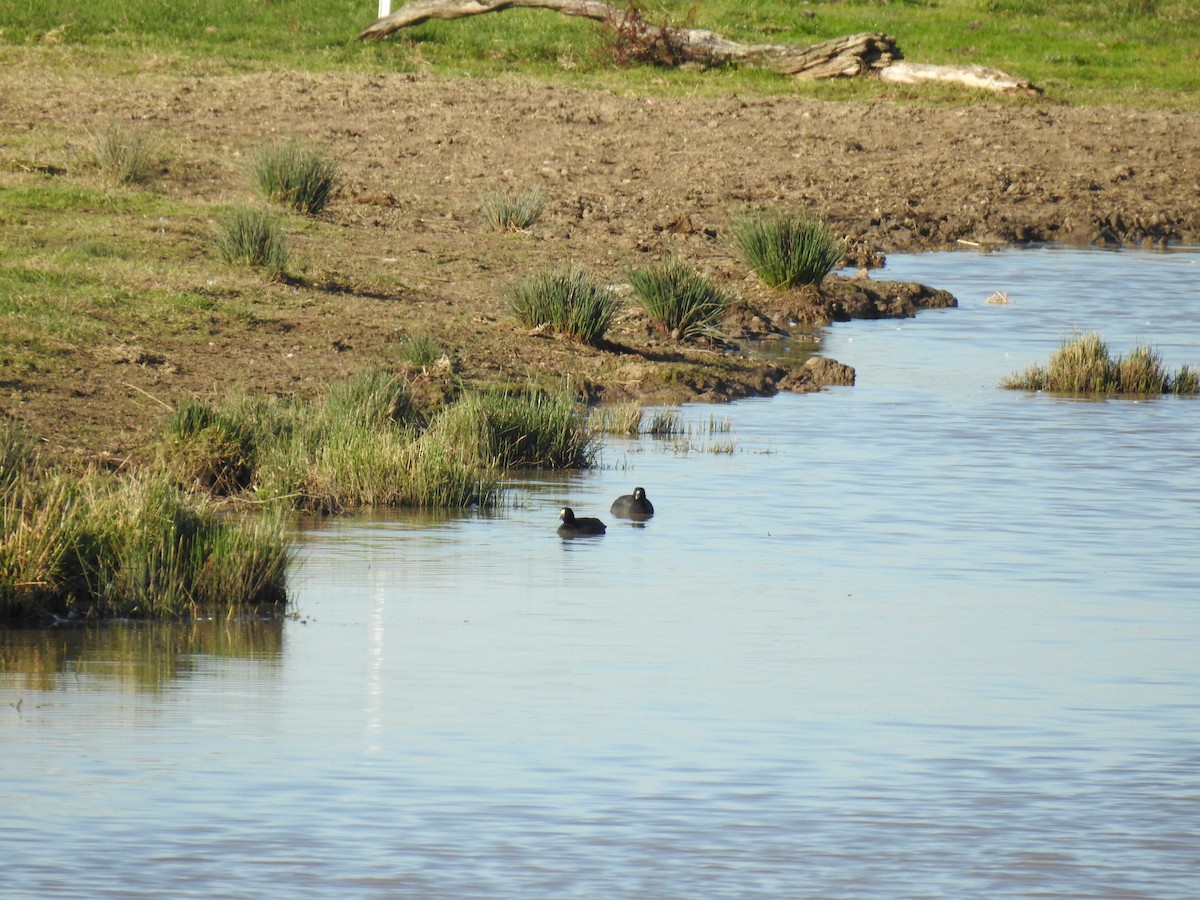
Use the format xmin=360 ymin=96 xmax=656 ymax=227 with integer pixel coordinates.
xmin=3 ymin=248 xmax=1199 ymax=898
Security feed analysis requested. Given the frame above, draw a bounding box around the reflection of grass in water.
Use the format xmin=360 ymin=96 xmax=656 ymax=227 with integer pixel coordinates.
xmin=0 ymin=618 xmax=284 ymax=692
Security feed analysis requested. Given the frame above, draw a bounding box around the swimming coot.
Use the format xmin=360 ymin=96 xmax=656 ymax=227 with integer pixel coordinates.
xmin=557 ymin=507 xmax=606 ymax=537
xmin=610 ymin=487 xmax=654 ymax=519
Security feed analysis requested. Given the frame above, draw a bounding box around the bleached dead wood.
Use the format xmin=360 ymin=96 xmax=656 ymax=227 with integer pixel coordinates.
xmin=880 ymin=61 xmax=1040 ymax=96
xmin=356 ymin=0 xmax=1037 ymax=95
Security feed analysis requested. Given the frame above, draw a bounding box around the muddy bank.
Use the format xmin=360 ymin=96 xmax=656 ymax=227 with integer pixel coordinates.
xmin=2 ymin=68 xmax=1198 ymax=460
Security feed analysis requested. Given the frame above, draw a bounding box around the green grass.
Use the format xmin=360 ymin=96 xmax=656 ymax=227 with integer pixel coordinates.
xmin=629 ymin=259 xmax=734 ymax=339
xmin=509 ymin=266 xmax=620 ymax=345
xmin=149 ymin=373 xmax=595 ymax=515
xmin=253 ymin=141 xmax=338 ymax=215
xmin=0 ymin=461 xmax=288 ymax=624
xmin=0 ymin=1 xmax=1196 ymax=106
xmin=396 ymin=331 xmax=449 ymax=368
xmin=426 ymin=386 xmax=598 ymax=469
xmin=732 ymin=211 xmax=847 ymax=290
xmin=86 ymin=122 xmax=156 ymax=186
xmin=213 ymin=206 xmax=291 ymax=278
xmin=478 ymin=187 xmax=548 ymax=232
xmin=1002 ymin=332 xmax=1200 ymax=395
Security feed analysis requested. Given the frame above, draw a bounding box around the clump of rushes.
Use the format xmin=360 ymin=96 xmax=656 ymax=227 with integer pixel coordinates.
xmin=629 ymin=259 xmax=733 ymax=339
xmin=1 ymin=420 xmax=38 ymax=492
xmin=156 ymin=372 xmax=501 ymax=514
xmin=645 ymin=408 xmax=684 ymax=437
xmin=0 ymin=466 xmax=287 ymax=624
xmin=478 ymin=186 xmax=547 ymax=232
xmin=253 ymin=141 xmax=337 ymax=215
xmin=428 ymin=387 xmax=597 ymax=469
xmin=214 ymin=206 xmax=290 ymax=278
xmin=397 ymin=331 xmax=448 ymax=368
xmin=160 ymin=399 xmax=257 ymax=495
xmin=1002 ymin=332 xmax=1199 ymax=396
xmin=87 ymin=122 xmax=155 ymax=186
xmin=324 ymin=367 xmax=414 ymax=430
xmin=732 ymin=211 xmax=846 ymax=289
xmin=509 ymin=266 xmax=619 ymax=345
xmin=590 ymin=401 xmax=643 ymax=437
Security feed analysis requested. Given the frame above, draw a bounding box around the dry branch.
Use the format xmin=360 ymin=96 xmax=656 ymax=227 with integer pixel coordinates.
xmin=357 ymin=0 xmax=1037 ymax=94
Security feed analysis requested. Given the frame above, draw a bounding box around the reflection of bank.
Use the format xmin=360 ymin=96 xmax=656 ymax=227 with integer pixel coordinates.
xmin=0 ymin=617 xmax=285 ymax=693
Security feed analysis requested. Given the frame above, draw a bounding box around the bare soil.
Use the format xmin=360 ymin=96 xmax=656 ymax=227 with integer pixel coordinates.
xmin=4 ymin=68 xmax=1200 ymax=462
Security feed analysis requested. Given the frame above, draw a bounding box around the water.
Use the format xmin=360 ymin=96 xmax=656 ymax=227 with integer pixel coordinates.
xmin=3 ymin=247 xmax=1199 ymax=898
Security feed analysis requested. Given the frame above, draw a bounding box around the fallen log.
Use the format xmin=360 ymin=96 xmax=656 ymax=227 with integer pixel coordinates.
xmin=357 ymin=0 xmax=1037 ymax=95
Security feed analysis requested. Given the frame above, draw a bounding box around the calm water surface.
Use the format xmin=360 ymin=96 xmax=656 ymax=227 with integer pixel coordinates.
xmin=3 ymin=248 xmax=1199 ymax=898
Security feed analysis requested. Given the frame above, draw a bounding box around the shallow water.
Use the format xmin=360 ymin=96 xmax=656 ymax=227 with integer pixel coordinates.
xmin=4 ymin=247 xmax=1199 ymax=898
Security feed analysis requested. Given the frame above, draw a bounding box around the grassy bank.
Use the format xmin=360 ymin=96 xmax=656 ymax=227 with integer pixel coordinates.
xmin=1 ymin=422 xmax=288 ymax=624
xmin=1 ymin=1 xmax=1197 ymax=107
xmin=1 ymin=373 xmax=597 ymax=623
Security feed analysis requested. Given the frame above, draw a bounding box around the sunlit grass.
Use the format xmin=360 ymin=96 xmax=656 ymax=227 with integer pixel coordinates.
xmin=509 ymin=266 xmax=620 ymax=345
xmin=478 ymin=186 xmax=547 ymax=232
xmin=86 ymin=122 xmax=155 ymax=186
xmin=213 ymin=206 xmax=290 ymax=278
xmin=732 ymin=211 xmax=847 ymax=290
xmin=426 ymin=386 xmax=597 ymax=469
xmin=629 ymin=259 xmax=733 ymax=339
xmin=1002 ymin=332 xmax=1199 ymax=395
xmin=253 ymin=141 xmax=337 ymax=215
xmin=0 ymin=462 xmax=288 ymax=624
xmin=1 ymin=0 xmax=1198 ymax=106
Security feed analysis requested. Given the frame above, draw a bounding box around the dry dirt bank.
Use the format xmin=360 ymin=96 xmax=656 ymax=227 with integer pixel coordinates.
xmin=3 ymin=68 xmax=1199 ymax=461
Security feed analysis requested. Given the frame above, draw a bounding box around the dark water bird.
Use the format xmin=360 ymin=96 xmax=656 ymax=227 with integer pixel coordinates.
xmin=557 ymin=507 xmax=606 ymax=537
xmin=610 ymin=487 xmax=654 ymax=519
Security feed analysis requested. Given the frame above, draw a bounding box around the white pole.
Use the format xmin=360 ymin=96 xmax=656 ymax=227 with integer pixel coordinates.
xmin=378 ymin=0 xmax=391 ymax=16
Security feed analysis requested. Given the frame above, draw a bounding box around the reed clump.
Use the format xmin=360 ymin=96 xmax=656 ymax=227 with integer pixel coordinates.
xmin=213 ymin=206 xmax=290 ymax=278
xmin=160 ymin=399 xmax=257 ymax=495
xmin=1002 ymin=333 xmax=1199 ymax=396
xmin=0 ymin=461 xmax=287 ymax=624
xmin=478 ymin=186 xmax=547 ymax=232
xmin=629 ymin=260 xmax=733 ymax=339
xmin=397 ymin=332 xmax=448 ymax=368
xmin=590 ymin=401 xmax=643 ymax=437
xmin=253 ymin=141 xmax=337 ymax=215
xmin=426 ymin=386 xmax=597 ymax=470
xmin=732 ymin=212 xmax=846 ymax=290
xmin=508 ymin=266 xmax=620 ymax=345
xmin=87 ymin=122 xmax=155 ymax=186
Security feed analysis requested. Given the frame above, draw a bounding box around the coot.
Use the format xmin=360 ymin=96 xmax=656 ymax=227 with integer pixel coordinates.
xmin=610 ymin=487 xmax=654 ymax=519
xmin=557 ymin=507 xmax=606 ymax=536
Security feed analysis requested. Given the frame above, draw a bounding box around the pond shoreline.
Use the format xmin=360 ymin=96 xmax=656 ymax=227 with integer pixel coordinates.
xmin=2 ymin=68 xmax=1199 ymax=464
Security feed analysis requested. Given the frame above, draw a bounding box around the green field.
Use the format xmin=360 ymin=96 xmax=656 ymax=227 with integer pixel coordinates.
xmin=1 ymin=0 xmax=1198 ymax=107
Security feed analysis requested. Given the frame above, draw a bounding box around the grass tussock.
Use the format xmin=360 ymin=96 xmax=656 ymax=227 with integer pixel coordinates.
xmin=397 ymin=332 xmax=449 ymax=368
xmin=478 ymin=187 xmax=547 ymax=232
xmin=629 ymin=259 xmax=733 ymax=339
xmin=590 ymin=401 xmax=644 ymax=437
xmin=732 ymin=212 xmax=847 ymax=290
xmin=0 ymin=463 xmax=287 ymax=624
xmin=645 ymin=408 xmax=685 ymax=437
xmin=253 ymin=141 xmax=337 ymax=215
xmin=214 ymin=206 xmax=290 ymax=278
xmin=87 ymin=122 xmax=155 ymax=186
xmin=1002 ymin=332 xmax=1199 ymax=396
xmin=160 ymin=399 xmax=257 ymax=495
xmin=426 ymin=387 xmax=598 ymax=470
xmin=509 ymin=266 xmax=620 ymax=345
